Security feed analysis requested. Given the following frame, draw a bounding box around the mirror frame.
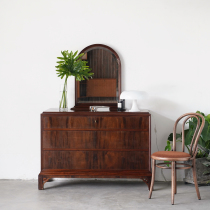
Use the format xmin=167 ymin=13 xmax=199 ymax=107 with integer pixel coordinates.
xmin=71 ymin=44 xmax=121 ymax=111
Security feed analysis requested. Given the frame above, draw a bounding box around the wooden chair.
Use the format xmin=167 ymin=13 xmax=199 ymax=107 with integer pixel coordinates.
xmin=149 ymin=113 xmax=205 ymax=205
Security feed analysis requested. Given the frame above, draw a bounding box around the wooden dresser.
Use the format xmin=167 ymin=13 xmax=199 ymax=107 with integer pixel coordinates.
xmin=38 ymin=109 xmax=151 ymax=190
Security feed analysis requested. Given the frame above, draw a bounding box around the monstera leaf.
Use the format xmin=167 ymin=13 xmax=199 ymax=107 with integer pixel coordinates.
xmin=165 ymin=111 xmax=210 ymax=156
xmin=185 ymin=120 xmax=197 ymax=146
xmin=201 ymin=119 xmax=210 ymax=142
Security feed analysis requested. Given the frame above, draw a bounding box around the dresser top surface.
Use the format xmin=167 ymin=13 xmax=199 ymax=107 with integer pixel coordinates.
xmin=42 ymin=108 xmax=150 ymax=116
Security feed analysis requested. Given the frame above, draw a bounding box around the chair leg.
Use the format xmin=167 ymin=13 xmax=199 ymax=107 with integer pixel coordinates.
xmin=149 ymin=159 xmax=156 ymax=199
xmin=192 ymin=159 xmax=201 ymax=200
xmin=171 ymin=161 xmax=175 ymax=205
xmin=174 ymin=161 xmax=177 ymax=194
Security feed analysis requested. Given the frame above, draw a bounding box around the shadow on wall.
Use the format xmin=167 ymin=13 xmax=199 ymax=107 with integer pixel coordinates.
xmin=124 ymin=93 xmax=191 ymax=180
xmin=124 ymin=92 xmax=194 ymax=181
xmin=149 ymin=104 xmax=187 ymax=182
xmin=141 ymin=95 xmax=188 ymax=181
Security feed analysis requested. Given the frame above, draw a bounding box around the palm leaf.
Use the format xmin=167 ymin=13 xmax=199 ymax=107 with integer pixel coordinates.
xmin=55 ymin=50 xmax=93 ymax=81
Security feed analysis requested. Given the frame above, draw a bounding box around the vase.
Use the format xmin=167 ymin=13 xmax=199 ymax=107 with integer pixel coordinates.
xmin=59 ymin=81 xmax=68 ymax=112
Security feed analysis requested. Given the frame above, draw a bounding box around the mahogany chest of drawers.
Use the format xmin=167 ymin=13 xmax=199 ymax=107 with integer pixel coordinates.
xmin=38 ymin=109 xmax=151 ymax=190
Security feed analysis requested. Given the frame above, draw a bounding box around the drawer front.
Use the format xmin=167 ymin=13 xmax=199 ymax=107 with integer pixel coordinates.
xmin=43 ymin=151 xmax=149 ymax=170
xmin=43 ymin=116 xmax=100 ymax=129
xmin=100 ymin=116 xmax=149 ymax=129
xmin=42 ymin=131 xmax=149 ymax=150
xmin=42 ymin=115 xmax=149 ymax=130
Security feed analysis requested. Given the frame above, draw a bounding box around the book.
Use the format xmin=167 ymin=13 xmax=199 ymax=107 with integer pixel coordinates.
xmin=89 ymin=106 xmax=110 ymax=112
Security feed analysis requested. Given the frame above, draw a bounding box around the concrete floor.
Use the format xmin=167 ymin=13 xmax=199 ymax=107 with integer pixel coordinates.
xmin=0 ymin=179 xmax=210 ymax=210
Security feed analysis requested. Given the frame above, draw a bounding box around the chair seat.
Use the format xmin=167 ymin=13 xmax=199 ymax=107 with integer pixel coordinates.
xmin=151 ymin=151 xmax=191 ymax=161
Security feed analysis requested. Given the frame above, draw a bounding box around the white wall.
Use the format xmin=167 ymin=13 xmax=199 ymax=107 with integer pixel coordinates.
xmin=0 ymin=0 xmax=210 ymax=181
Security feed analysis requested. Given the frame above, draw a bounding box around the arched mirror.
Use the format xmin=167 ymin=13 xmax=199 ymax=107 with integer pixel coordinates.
xmin=72 ymin=44 xmax=121 ymax=111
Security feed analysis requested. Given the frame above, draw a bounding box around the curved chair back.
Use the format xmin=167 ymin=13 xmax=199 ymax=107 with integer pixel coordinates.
xmin=173 ymin=113 xmax=205 ymax=159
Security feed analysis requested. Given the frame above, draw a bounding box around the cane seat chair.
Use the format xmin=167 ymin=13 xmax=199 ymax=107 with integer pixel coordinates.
xmin=149 ymin=113 xmax=205 ymax=205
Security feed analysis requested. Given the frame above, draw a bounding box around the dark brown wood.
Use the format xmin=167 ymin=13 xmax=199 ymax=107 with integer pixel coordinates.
xmin=149 ymin=113 xmax=205 ymax=204
xmin=142 ymin=176 xmax=151 ymax=190
xmin=38 ymin=109 xmax=151 ymax=189
xmin=38 ymin=175 xmax=44 ymax=190
xmin=39 ymin=169 xmax=151 ymax=177
xmin=72 ymin=44 xmax=121 ymax=111
xmin=42 ymin=115 xmax=149 ymax=130
xmin=42 ymin=151 xmax=149 ymax=170
xmin=43 ymin=131 xmax=149 ymax=150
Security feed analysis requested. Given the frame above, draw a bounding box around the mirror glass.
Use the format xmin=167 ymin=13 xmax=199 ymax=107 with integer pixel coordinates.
xmin=73 ymin=44 xmax=121 ymax=110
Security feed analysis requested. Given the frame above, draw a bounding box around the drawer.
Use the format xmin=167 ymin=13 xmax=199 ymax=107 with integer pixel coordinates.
xmin=42 ymin=115 xmax=149 ymax=130
xmin=42 ymin=116 xmax=100 ymax=129
xmin=100 ymin=116 xmax=149 ymax=129
xmin=42 ymin=131 xmax=149 ymax=150
xmin=43 ymin=151 xmax=149 ymax=170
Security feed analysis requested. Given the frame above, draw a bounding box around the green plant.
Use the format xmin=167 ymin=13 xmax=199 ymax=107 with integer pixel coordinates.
xmin=165 ymin=111 xmax=210 ymax=156
xmin=55 ymin=50 xmax=93 ymax=109
xmin=164 ymin=111 xmax=210 ymax=168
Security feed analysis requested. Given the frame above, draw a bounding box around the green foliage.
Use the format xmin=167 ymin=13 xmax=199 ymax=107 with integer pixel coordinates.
xmin=165 ymin=111 xmax=210 ymax=158
xmin=56 ymin=50 xmax=93 ymax=110
xmin=167 ymin=133 xmax=182 ymax=142
xmin=164 ymin=140 xmax=172 ymax=166
xmin=165 ymin=140 xmax=172 ymax=151
xmin=55 ymin=50 xmax=94 ymax=81
xmin=196 ymin=150 xmax=208 ymax=158
xmin=185 ymin=111 xmax=210 ymax=150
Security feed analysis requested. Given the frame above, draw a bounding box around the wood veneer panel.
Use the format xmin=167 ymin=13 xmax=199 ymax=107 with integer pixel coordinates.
xmin=42 ymin=116 xmax=100 ymax=129
xmin=43 ymin=151 xmax=149 ymax=170
xmin=42 ymin=116 xmax=149 ymax=130
xmin=43 ymin=131 xmax=149 ymax=150
xmin=43 ymin=131 xmax=97 ymax=149
xmin=100 ymin=116 xmax=149 ymax=130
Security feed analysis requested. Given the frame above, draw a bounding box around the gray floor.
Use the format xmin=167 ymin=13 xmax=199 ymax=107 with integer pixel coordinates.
xmin=0 ymin=179 xmax=210 ymax=210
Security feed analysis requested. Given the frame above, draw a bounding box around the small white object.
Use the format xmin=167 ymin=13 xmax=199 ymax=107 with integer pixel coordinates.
xmin=89 ymin=106 xmax=110 ymax=112
xmin=118 ymin=103 xmax=122 ymax=108
xmin=120 ymin=90 xmax=143 ymax=112
xmin=130 ymin=99 xmax=139 ymax=112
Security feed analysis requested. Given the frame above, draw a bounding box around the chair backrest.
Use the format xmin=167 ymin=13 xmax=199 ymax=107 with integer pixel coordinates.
xmin=173 ymin=113 xmax=205 ymax=159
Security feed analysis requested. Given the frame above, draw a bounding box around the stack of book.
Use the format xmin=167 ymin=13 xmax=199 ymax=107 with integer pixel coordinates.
xmin=89 ymin=106 xmax=110 ymax=112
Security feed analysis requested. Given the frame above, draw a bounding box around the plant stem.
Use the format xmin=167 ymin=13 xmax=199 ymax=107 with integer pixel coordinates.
xmin=59 ymin=76 xmax=68 ymax=109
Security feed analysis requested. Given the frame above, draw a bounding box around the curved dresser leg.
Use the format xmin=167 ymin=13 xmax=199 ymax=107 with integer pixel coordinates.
xmin=38 ymin=175 xmax=44 ymax=190
xmin=142 ymin=176 xmax=151 ymax=190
